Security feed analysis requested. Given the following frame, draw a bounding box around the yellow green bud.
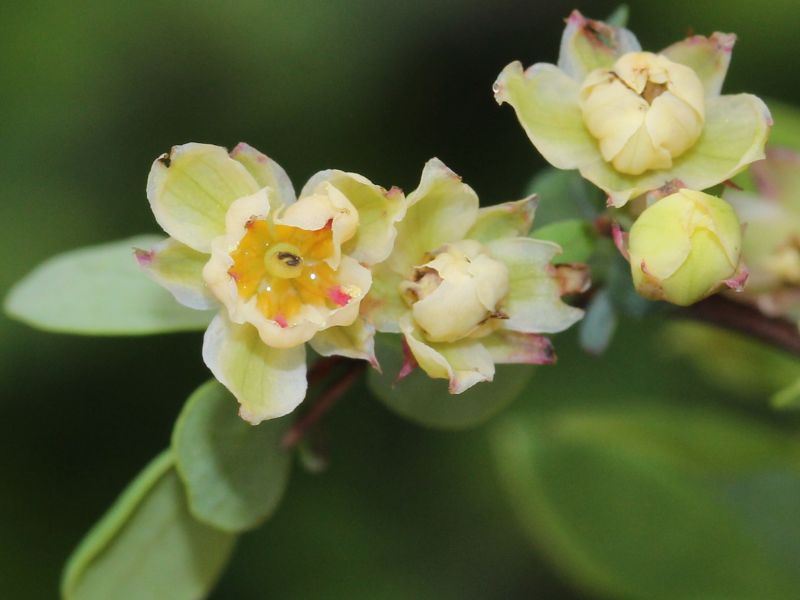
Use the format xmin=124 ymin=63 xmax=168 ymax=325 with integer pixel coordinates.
xmin=628 ymin=189 xmax=742 ymax=306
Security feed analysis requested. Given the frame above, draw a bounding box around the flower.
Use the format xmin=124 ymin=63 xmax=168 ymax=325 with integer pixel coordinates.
xmin=725 ymin=148 xmax=800 ymax=319
xmin=138 ymin=142 xmax=404 ymax=423
xmin=624 ymin=189 xmax=744 ymax=306
xmin=493 ymin=9 xmax=772 ymax=207
xmin=363 ymin=159 xmax=586 ymax=394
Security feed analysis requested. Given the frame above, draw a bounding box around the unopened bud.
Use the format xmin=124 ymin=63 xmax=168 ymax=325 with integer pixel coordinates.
xmin=628 ymin=189 xmax=742 ymax=306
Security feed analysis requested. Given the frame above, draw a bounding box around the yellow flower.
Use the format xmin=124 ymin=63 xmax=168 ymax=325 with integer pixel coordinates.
xmin=725 ymin=148 xmax=800 ymax=319
xmin=494 ymin=10 xmax=771 ymax=207
xmin=364 ymin=159 xmax=585 ymax=393
xmin=139 ymin=143 xmax=404 ymax=422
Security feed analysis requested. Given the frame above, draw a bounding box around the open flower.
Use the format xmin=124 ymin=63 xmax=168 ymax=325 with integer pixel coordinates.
xmin=138 ymin=142 xmax=404 ymax=423
xmin=494 ymin=10 xmax=772 ymax=207
xmin=363 ymin=159 xmax=586 ymax=393
xmin=725 ymin=148 xmax=800 ymax=319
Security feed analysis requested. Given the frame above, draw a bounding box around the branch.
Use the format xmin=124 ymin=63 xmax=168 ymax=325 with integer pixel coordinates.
xmin=282 ymin=360 xmax=366 ymax=449
xmin=679 ymin=295 xmax=800 ymax=357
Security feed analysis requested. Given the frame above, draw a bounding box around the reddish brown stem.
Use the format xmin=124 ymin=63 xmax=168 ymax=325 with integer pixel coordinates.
xmin=680 ymin=295 xmax=800 ymax=357
xmin=282 ymin=361 xmax=366 ymax=449
xmin=307 ymin=355 xmax=345 ymax=386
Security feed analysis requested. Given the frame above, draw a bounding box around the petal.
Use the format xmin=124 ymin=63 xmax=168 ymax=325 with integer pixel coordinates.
xmin=466 ymin=196 xmax=538 ymax=242
xmin=308 ymin=318 xmax=378 ymax=368
xmin=321 ymin=255 xmax=373 ymax=328
xmin=670 ymin=94 xmax=772 ymax=192
xmin=578 ymin=158 xmax=676 ymax=208
xmin=135 ymin=237 xmax=216 ymax=310
xmin=389 ymin=158 xmax=479 ymax=274
xmin=579 ymin=94 xmax=772 ymax=207
xmin=274 ymin=181 xmax=358 ymax=270
xmin=300 ymin=170 xmax=406 ymax=266
xmin=402 ymin=319 xmax=494 ymax=394
xmin=486 ymin=237 xmax=584 ymax=333
xmin=361 ymin=262 xmax=409 ymax=334
xmin=494 ymin=62 xmax=601 ymax=170
xmin=482 ymin=331 xmax=556 ymax=365
xmin=202 ymin=313 xmax=307 ymax=424
xmin=557 ymin=9 xmax=641 ymax=81
xmin=660 ymin=33 xmax=736 ymax=97
xmin=229 ymin=143 xmax=296 ymax=209
xmin=146 ymin=143 xmax=260 ymax=252
xmin=202 ymin=189 xmax=271 ymax=321
xmin=749 ymin=147 xmax=800 ymax=209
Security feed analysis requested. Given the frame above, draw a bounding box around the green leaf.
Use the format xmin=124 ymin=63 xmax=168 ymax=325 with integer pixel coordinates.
xmin=526 ymin=168 xmax=603 ymax=229
xmin=662 ymin=321 xmax=800 ymax=400
xmin=578 ymin=288 xmax=617 ymax=354
xmin=4 ymin=236 xmax=213 ymax=335
xmin=604 ymin=5 xmax=630 ymax=28
xmin=772 ymin=377 xmax=800 ymax=410
xmin=491 ymin=401 xmax=800 ymax=600
xmin=172 ymin=380 xmax=293 ymax=532
xmin=368 ymin=334 xmax=533 ymax=430
xmin=62 ymin=451 xmax=236 ymax=600
xmin=531 ymin=218 xmax=595 ymax=264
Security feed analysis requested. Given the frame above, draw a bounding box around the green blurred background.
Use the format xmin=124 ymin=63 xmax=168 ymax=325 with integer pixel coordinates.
xmin=3 ymin=1 xmax=800 ymax=598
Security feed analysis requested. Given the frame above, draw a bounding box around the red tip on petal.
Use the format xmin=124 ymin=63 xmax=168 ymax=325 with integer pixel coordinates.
xmin=396 ymin=338 xmax=418 ymax=383
xmin=722 ymin=179 xmax=743 ymax=191
xmin=275 ymin=315 xmax=288 ymax=328
xmin=611 ymin=223 xmax=630 ymax=261
xmin=725 ymin=266 xmax=749 ymax=292
xmin=327 ymin=286 xmax=351 ymax=307
xmin=503 ymin=333 xmax=557 ymax=365
xmin=134 ymin=248 xmax=154 ymax=266
xmin=386 ymin=185 xmax=404 ymax=198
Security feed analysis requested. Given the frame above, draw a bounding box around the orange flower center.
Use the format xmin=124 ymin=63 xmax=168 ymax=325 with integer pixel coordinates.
xmin=227 ymin=218 xmax=351 ymax=327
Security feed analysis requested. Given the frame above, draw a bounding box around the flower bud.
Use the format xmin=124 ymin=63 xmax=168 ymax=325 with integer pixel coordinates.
xmin=628 ymin=189 xmax=742 ymax=306
xmin=580 ymin=52 xmax=705 ymax=175
xmin=400 ymin=240 xmax=509 ymax=343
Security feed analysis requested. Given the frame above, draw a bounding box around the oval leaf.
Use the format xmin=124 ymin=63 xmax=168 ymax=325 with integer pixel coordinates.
xmin=368 ymin=334 xmax=534 ymax=430
xmin=491 ymin=402 xmax=800 ymax=600
xmin=173 ymin=380 xmax=293 ymax=532
xmin=526 ymin=168 xmax=603 ymax=228
xmin=532 ymin=218 xmax=596 ymax=264
xmin=62 ymin=451 xmax=236 ymax=600
xmin=4 ymin=236 xmax=213 ymax=335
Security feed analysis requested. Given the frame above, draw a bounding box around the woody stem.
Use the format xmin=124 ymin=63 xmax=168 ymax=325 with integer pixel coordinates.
xmin=680 ymin=295 xmax=800 ymax=357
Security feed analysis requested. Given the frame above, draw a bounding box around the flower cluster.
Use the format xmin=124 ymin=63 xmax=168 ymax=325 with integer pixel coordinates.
xmin=139 ymin=144 xmax=583 ymax=422
xmin=130 ymin=10 xmax=775 ymax=421
xmin=495 ymin=9 xmax=770 ymax=306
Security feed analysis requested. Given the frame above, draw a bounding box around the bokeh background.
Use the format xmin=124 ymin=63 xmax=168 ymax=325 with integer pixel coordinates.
xmin=3 ymin=1 xmax=800 ymax=598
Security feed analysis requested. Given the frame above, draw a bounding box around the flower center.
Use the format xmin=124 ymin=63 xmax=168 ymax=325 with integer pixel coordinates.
xmin=263 ymin=242 xmax=304 ymax=279
xmin=400 ymin=240 xmax=510 ymax=343
xmin=227 ymin=219 xmax=352 ymax=326
xmin=579 ymin=51 xmax=705 ymax=176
